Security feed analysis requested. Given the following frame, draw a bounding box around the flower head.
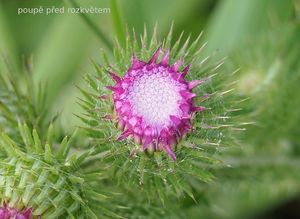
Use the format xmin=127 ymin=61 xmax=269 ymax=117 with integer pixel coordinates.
xmin=107 ymin=48 xmax=205 ymax=160
xmin=80 ymin=25 xmax=237 ymax=201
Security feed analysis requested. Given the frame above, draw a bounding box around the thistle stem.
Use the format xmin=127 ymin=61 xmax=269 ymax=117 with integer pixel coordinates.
xmin=67 ymin=0 xmax=113 ymax=52
xmin=110 ymin=0 xmax=126 ymax=47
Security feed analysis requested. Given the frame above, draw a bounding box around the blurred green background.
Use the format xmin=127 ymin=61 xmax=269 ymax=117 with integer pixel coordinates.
xmin=0 ymin=0 xmax=300 ymax=218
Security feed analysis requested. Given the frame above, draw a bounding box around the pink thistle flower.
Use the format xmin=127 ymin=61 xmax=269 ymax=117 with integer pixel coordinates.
xmin=0 ymin=203 xmax=33 ymax=219
xmin=107 ymin=48 xmax=205 ymax=160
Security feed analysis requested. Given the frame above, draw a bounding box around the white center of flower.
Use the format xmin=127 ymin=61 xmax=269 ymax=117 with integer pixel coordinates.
xmin=128 ymin=71 xmax=181 ymax=127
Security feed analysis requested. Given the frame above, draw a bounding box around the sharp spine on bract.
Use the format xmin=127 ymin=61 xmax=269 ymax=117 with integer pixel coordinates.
xmin=188 ymin=80 xmax=204 ymax=89
xmin=161 ymin=50 xmax=170 ymax=65
xmin=108 ymin=71 xmax=121 ymax=83
xmin=148 ymin=47 xmax=161 ymax=64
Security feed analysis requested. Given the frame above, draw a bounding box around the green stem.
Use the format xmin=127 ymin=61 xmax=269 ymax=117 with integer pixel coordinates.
xmin=110 ymin=0 xmax=126 ymax=47
xmin=67 ymin=0 xmax=113 ymax=52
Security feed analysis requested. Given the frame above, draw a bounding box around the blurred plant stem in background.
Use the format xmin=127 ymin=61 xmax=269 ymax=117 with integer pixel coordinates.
xmin=33 ymin=14 xmax=95 ymax=106
xmin=0 ymin=5 xmax=21 ymax=76
xmin=110 ymin=0 xmax=125 ymax=47
xmin=68 ymin=0 xmax=113 ymax=51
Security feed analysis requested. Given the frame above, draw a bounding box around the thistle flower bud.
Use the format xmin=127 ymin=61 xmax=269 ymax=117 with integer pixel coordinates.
xmin=80 ymin=25 xmax=238 ymax=201
xmin=107 ymin=48 xmax=205 ymax=160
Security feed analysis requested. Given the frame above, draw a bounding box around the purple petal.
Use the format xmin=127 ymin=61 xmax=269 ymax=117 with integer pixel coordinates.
xmin=148 ymin=47 xmax=161 ymax=64
xmin=160 ymin=50 xmax=170 ymax=65
xmin=108 ymin=71 xmax=121 ymax=83
xmin=131 ymin=54 xmax=146 ymax=69
xmin=180 ymin=103 xmax=191 ymax=113
xmin=164 ymin=144 xmax=176 ymax=161
xmin=22 ymin=209 xmax=32 ymax=218
xmin=170 ymin=115 xmax=181 ymax=126
xmin=180 ymin=90 xmax=196 ymax=99
xmin=172 ymin=59 xmax=183 ymax=72
xmin=142 ymin=137 xmax=153 ymax=149
xmin=192 ymin=106 xmax=206 ymax=112
xmin=0 ymin=208 xmax=8 ymax=219
xmin=120 ymin=102 xmax=131 ymax=114
xmin=128 ymin=117 xmax=138 ymax=127
xmin=105 ymin=86 xmax=124 ymax=94
xmin=117 ymin=129 xmax=131 ymax=141
xmin=188 ymin=80 xmax=204 ymax=89
xmin=181 ymin=65 xmax=191 ymax=78
xmin=16 ymin=214 xmax=27 ymax=219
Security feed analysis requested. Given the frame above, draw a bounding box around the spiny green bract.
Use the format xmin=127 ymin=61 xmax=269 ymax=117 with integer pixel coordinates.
xmin=78 ymin=25 xmax=240 ymax=202
xmin=0 ymin=73 xmax=51 ymax=143
xmin=0 ymin=123 xmax=117 ymax=219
